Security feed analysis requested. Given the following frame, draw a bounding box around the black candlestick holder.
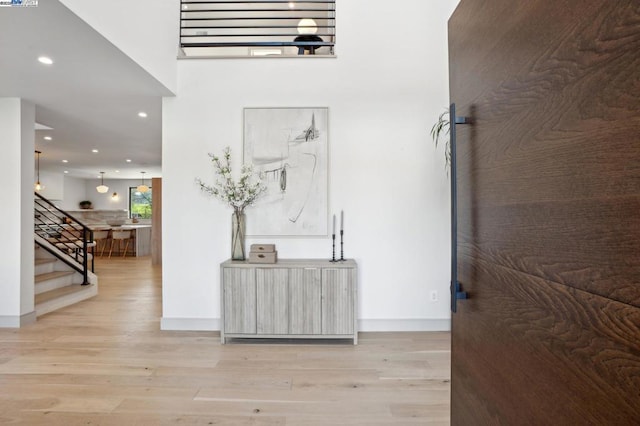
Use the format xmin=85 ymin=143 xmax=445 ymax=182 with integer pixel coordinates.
xmin=340 ymin=230 xmax=345 ymax=261
xmin=330 ymin=233 xmax=337 ymax=262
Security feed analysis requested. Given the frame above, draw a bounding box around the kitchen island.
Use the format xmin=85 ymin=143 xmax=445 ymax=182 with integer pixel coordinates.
xmin=90 ymin=225 xmax=152 ymax=257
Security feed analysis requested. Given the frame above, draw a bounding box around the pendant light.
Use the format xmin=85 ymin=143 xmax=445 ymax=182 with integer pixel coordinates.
xmin=34 ymin=150 xmax=44 ymax=191
xmin=137 ymin=171 xmax=149 ymax=193
xmin=96 ymin=171 xmax=109 ymax=193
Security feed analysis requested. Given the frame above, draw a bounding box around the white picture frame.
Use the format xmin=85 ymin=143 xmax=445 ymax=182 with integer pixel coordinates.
xmin=243 ymin=107 xmax=328 ymax=236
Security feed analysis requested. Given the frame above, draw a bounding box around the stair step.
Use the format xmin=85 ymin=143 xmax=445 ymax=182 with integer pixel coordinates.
xmin=35 ymin=270 xmax=77 ymax=295
xmin=35 ymin=284 xmax=97 ymax=317
xmin=33 ymin=237 xmax=99 ymax=317
xmin=35 ymin=270 xmax=74 ymax=283
xmin=34 ymin=258 xmax=57 ymax=275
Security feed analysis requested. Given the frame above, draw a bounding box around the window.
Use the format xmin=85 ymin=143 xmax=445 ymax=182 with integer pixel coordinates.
xmin=129 ymin=187 xmax=152 ymax=219
xmin=180 ymin=1 xmax=336 ymax=58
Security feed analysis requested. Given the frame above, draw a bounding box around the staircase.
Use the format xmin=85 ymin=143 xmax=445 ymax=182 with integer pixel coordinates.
xmin=34 ymin=192 xmax=99 ymax=317
xmin=34 ymin=246 xmax=98 ymax=317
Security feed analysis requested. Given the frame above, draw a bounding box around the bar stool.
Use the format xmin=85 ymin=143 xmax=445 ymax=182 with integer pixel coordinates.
xmin=93 ymin=230 xmax=110 ymax=257
xmin=109 ymin=229 xmax=132 ymax=258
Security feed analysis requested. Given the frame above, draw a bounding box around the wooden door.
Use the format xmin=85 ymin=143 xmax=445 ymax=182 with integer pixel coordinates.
xmin=449 ymin=1 xmax=640 ymax=424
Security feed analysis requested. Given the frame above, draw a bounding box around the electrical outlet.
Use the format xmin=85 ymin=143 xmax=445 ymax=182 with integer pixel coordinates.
xmin=430 ymin=291 xmax=438 ymax=302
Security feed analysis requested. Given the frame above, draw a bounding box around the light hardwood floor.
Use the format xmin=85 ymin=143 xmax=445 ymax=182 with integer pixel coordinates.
xmin=0 ymin=257 xmax=451 ymax=425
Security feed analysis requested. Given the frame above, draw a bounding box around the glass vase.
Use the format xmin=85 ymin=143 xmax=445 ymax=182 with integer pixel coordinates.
xmin=231 ymin=211 xmax=246 ymax=261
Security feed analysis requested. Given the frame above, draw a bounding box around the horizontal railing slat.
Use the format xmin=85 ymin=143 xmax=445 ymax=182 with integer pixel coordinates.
xmin=181 ymin=41 xmax=333 ymax=47
xmin=180 ymin=0 xmax=335 ymax=56
xmin=181 ymin=33 xmax=334 ymax=37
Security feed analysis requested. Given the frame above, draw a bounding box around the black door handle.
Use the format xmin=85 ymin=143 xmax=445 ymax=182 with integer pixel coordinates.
xmin=450 ymin=103 xmax=470 ymax=313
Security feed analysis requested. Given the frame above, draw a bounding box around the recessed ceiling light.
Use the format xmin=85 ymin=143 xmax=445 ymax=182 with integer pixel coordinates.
xmin=126 ymin=159 xmax=132 ymax=163
xmin=38 ymin=56 xmax=53 ymax=65
xmin=43 ymin=136 xmax=52 ymax=141
xmin=115 ymin=170 xmax=120 ymax=173
xmin=138 ymin=112 xmax=148 ymax=118
xmin=62 ymin=159 xmax=68 ymax=163
xmin=64 ymin=170 xmax=69 ymax=174
xmin=92 ymin=149 xmax=99 ymax=153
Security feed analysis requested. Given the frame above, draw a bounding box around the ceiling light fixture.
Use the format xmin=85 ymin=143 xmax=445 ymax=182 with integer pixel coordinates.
xmin=92 ymin=149 xmax=99 ymax=153
xmin=96 ymin=171 xmax=109 ymax=193
xmin=43 ymin=136 xmax=52 ymax=141
xmin=138 ymin=112 xmax=147 ymax=118
xmin=34 ymin=150 xmax=44 ymax=191
xmin=297 ymin=18 xmax=318 ymax=34
xmin=295 ymin=18 xmax=322 ymax=55
xmin=62 ymin=159 xmax=68 ymax=163
xmin=38 ymin=56 xmax=53 ymax=65
xmin=137 ymin=171 xmax=149 ymax=193
xmin=126 ymin=159 xmax=132 ymax=163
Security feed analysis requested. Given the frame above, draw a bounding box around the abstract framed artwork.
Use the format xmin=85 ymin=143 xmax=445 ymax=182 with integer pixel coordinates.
xmin=243 ymin=107 xmax=328 ymax=236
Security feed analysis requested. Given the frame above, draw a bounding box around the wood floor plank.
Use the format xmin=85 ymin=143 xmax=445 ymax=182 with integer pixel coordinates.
xmin=0 ymin=257 xmax=451 ymax=424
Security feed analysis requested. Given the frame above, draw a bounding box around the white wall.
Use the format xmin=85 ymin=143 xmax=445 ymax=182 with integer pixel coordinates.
xmin=0 ymin=98 xmax=35 ymax=327
xmin=60 ymin=176 xmax=156 ymax=213
xmin=162 ymin=0 xmax=459 ymax=331
xmin=37 ymin=171 xmax=64 ymax=201
xmin=57 ymin=176 xmax=87 ymax=211
xmin=82 ymin=179 xmax=143 ymax=211
xmin=60 ymin=0 xmax=179 ymax=94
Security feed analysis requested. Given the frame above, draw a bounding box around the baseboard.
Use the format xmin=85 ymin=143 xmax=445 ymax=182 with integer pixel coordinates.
xmin=21 ymin=310 xmax=37 ymax=326
xmin=160 ymin=317 xmax=450 ymax=332
xmin=160 ymin=317 xmax=220 ymax=331
xmin=0 ymin=311 xmax=37 ymax=328
xmin=358 ymin=319 xmax=451 ymax=332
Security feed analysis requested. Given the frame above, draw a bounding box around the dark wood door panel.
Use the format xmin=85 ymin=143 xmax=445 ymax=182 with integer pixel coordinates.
xmin=454 ymin=120 xmax=640 ymax=206
xmin=450 ymin=0 xmax=640 ymax=423
xmin=457 ymin=196 xmax=640 ymax=306
xmin=453 ymin=257 xmax=640 ymax=424
xmin=450 ymin=0 xmax=640 ymax=307
xmin=450 ymin=0 xmax=640 ymax=120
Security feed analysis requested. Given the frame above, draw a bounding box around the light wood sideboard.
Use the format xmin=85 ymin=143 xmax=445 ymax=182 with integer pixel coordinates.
xmin=220 ymin=259 xmax=358 ymax=344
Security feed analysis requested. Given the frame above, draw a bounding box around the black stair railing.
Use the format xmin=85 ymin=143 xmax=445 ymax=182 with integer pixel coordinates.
xmin=180 ymin=0 xmax=336 ymax=56
xmin=34 ymin=192 xmax=93 ymax=285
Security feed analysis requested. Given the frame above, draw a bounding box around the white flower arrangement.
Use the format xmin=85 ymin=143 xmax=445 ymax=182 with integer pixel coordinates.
xmin=196 ymin=147 xmax=266 ymax=215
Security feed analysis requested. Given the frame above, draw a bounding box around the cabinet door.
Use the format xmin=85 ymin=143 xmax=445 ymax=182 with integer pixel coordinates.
xmin=223 ymin=267 xmax=256 ymax=334
xmin=289 ymin=268 xmax=321 ymax=335
xmin=322 ymin=268 xmax=354 ymax=335
xmin=256 ymin=268 xmax=289 ymax=334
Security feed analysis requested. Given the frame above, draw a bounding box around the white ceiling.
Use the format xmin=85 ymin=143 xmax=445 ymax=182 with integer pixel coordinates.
xmin=0 ymin=1 xmax=173 ymax=180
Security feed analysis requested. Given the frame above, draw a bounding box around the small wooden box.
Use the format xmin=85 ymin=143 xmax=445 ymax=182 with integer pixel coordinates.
xmin=249 ymin=251 xmax=278 ymax=264
xmin=250 ymin=244 xmax=276 ymax=253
